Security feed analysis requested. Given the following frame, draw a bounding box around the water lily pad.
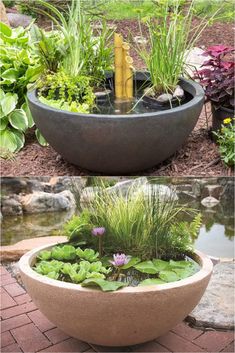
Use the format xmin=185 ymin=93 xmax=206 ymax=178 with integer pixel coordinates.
xmin=81 ymin=278 xmax=128 ymax=292
xmin=138 ymin=278 xmax=166 ymax=286
xmin=134 ymin=261 xmax=158 ymax=274
xmin=159 ymin=270 xmax=179 ymax=282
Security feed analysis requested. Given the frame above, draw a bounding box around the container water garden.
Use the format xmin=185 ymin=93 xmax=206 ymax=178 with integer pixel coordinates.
xmin=195 ymin=45 xmax=234 ymax=132
xmin=25 ymin=0 xmax=215 ymax=174
xmin=19 ymin=185 xmax=213 ymax=346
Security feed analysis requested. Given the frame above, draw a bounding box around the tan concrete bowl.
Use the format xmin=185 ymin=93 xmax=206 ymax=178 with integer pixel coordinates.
xmin=19 ymin=243 xmax=213 ymax=346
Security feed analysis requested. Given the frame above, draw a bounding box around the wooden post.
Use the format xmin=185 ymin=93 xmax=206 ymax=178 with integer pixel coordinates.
xmin=122 ymin=42 xmax=130 ymax=97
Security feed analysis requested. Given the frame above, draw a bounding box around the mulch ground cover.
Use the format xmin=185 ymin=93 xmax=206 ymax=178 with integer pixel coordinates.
xmin=1 ymin=18 xmax=234 ymax=177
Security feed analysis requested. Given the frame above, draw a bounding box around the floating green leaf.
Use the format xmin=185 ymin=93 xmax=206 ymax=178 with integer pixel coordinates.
xmin=159 ymin=270 xmax=179 ymax=283
xmin=76 ymin=248 xmax=99 ymax=262
xmin=138 ymin=278 xmax=166 ymax=286
xmin=134 ymin=261 xmax=158 ymax=274
xmin=152 ymin=259 xmax=169 ymax=272
xmin=121 ymin=257 xmax=141 ymax=269
xmin=38 ymin=250 xmax=52 ymax=261
xmin=81 ymin=278 xmax=128 ymax=292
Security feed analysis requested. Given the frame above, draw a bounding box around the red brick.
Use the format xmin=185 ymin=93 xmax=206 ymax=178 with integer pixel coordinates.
xmin=11 ymin=322 xmax=51 ymax=352
xmin=28 ymin=309 xmax=56 ymax=332
xmin=1 ymin=301 xmax=37 ymax=319
xmin=1 ymin=267 xmax=9 ymax=276
xmin=0 ymin=290 xmax=17 ymax=310
xmin=45 ymin=327 xmax=70 ymax=344
xmin=193 ymin=331 xmax=234 ymax=352
xmin=4 ymin=283 xmax=25 ymax=297
xmin=1 ymin=314 xmax=31 ymax=332
xmin=1 ymin=331 xmax=15 ymax=348
xmin=171 ymin=322 xmax=203 ymax=341
xmin=1 ymin=343 xmax=22 ymax=352
xmin=89 ymin=344 xmax=130 ymax=352
xmin=1 ymin=274 xmax=16 ymax=286
xmin=38 ymin=337 xmax=89 ymax=352
xmin=156 ymin=331 xmax=204 ymax=352
xmin=222 ymin=341 xmax=235 ymax=352
xmin=132 ymin=340 xmax=170 ymax=352
xmin=14 ymin=293 xmax=32 ymax=305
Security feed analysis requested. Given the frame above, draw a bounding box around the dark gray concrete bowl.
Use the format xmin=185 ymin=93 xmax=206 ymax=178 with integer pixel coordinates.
xmin=27 ymin=72 xmax=204 ymax=174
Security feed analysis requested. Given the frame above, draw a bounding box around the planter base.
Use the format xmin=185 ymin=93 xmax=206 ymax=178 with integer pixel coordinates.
xmin=19 ymin=244 xmax=213 ymax=346
xmin=27 ymin=73 xmax=204 ymax=174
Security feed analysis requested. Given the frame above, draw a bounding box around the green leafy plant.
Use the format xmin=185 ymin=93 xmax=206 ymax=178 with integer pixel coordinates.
xmin=213 ymin=118 xmax=235 ymax=167
xmin=0 ymin=22 xmax=47 ymax=156
xmin=137 ymin=0 xmax=219 ymax=95
xmin=37 ymin=71 xmax=96 ymax=113
xmin=63 ymin=209 xmax=93 ymax=242
xmin=35 ymin=0 xmax=113 ymax=84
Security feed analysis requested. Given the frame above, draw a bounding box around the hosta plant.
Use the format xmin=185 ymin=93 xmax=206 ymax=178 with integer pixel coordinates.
xmin=0 ymin=22 xmax=46 ymax=156
xmin=195 ymin=45 xmax=234 ymax=109
xmin=33 ymin=184 xmax=202 ymax=292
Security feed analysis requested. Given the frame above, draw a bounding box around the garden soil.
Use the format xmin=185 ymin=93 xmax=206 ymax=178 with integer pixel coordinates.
xmin=1 ymin=19 xmax=234 ymax=177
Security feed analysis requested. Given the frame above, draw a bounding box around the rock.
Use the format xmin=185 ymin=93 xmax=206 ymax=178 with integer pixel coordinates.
xmin=201 ymin=184 xmax=223 ymax=200
xmin=133 ymin=36 xmax=147 ymax=45
xmin=156 ymin=93 xmax=173 ymax=104
xmin=177 ymin=191 xmax=197 ymax=203
xmin=184 ymin=47 xmax=211 ymax=76
xmin=201 ymin=196 xmax=220 ymax=208
xmin=187 ymin=262 xmax=235 ymax=330
xmin=0 ymin=1 xmax=10 ymax=25
xmin=7 ymin=13 xmax=32 ymax=28
xmin=173 ymin=85 xmax=184 ymax=99
xmin=80 ymin=186 xmax=102 ymax=206
xmin=1 ymin=196 xmax=23 ymax=216
xmin=0 ymin=236 xmax=67 ymax=262
xmin=192 ymin=179 xmax=209 ymax=198
xmin=134 ymin=184 xmax=178 ymax=202
xmin=49 ymin=176 xmax=87 ymax=194
xmin=20 ymin=190 xmax=76 ymax=214
xmin=107 ymin=177 xmax=148 ymax=197
xmin=175 ymin=184 xmax=193 ymax=193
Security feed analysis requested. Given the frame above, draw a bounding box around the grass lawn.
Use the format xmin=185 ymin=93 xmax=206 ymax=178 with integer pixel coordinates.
xmin=101 ymin=0 xmax=234 ymax=21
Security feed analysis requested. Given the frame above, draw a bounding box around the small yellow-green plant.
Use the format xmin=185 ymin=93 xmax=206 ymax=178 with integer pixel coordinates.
xmin=213 ymin=118 xmax=235 ymax=167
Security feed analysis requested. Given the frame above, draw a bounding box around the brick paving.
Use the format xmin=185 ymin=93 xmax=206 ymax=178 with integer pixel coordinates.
xmin=0 ymin=266 xmax=234 ymax=353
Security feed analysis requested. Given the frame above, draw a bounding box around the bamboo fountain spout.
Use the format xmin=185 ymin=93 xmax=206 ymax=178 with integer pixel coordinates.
xmin=114 ymin=33 xmax=134 ymax=100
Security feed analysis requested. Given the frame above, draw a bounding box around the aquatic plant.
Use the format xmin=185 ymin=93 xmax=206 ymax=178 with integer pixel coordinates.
xmin=137 ymin=0 xmax=219 ymax=95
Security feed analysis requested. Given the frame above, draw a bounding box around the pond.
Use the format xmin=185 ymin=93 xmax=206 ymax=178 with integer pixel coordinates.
xmin=1 ymin=197 xmax=234 ymax=258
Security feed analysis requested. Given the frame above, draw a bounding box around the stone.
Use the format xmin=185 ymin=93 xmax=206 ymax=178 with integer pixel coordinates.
xmin=20 ymin=190 xmax=76 ymax=214
xmin=173 ymin=85 xmax=184 ymax=99
xmin=107 ymin=177 xmax=148 ymax=197
xmin=0 ymin=1 xmax=10 ymax=25
xmin=133 ymin=36 xmax=147 ymax=45
xmin=156 ymin=93 xmax=173 ymax=104
xmin=177 ymin=191 xmax=196 ymax=203
xmin=0 ymin=236 xmax=67 ymax=262
xmin=1 ymin=196 xmax=23 ymax=216
xmin=201 ymin=184 xmax=223 ymax=200
xmin=187 ymin=262 xmax=235 ymax=330
xmin=49 ymin=176 xmax=87 ymax=194
xmin=184 ymin=47 xmax=211 ymax=76
xmin=80 ymin=186 xmax=102 ymax=206
xmin=134 ymin=184 xmax=178 ymax=201
xmin=7 ymin=13 xmax=32 ymax=28
xmin=192 ymin=179 xmax=209 ymax=198
xmin=201 ymin=196 xmax=220 ymax=208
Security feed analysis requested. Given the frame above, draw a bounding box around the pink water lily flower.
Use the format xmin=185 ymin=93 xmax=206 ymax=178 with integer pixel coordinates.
xmin=91 ymin=227 xmax=106 ymax=236
xmin=110 ymin=253 xmax=130 ymax=267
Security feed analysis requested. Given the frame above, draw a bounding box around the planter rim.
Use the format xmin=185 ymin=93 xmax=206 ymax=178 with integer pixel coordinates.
xmin=19 ymin=242 xmax=213 ymax=294
xmin=27 ymin=76 xmax=204 ymax=120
